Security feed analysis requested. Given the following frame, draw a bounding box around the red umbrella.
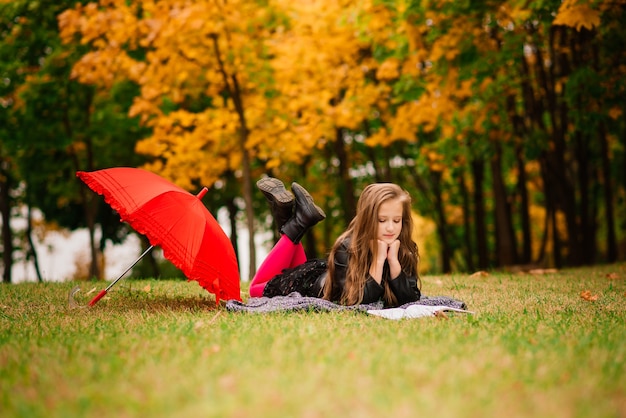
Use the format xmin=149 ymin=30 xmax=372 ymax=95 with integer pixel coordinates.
xmin=76 ymin=167 xmax=241 ymax=305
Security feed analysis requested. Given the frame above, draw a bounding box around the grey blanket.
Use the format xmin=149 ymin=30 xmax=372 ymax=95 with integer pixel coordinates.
xmin=225 ymin=292 xmax=467 ymax=314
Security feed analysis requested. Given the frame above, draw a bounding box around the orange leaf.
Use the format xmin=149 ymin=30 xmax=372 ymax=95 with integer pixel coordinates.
xmin=434 ymin=310 xmax=449 ymax=320
xmin=580 ymin=290 xmax=598 ymax=302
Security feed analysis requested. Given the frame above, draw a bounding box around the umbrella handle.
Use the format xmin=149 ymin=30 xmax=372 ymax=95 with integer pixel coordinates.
xmin=89 ymin=290 xmax=108 ymax=306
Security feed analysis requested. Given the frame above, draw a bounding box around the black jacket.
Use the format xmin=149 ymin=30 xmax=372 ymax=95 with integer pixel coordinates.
xmin=316 ymin=238 xmax=420 ymax=307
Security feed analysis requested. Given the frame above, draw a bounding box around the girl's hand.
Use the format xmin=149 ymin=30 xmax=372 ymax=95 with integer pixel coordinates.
xmin=387 ymin=240 xmax=401 ymax=263
xmin=387 ymin=240 xmax=402 ymax=279
xmin=369 ymin=240 xmax=389 ymax=284
xmin=376 ymin=240 xmax=389 ymax=264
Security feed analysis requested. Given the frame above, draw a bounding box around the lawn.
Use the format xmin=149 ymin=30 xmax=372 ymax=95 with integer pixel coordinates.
xmin=1 ymin=263 xmax=625 ymax=418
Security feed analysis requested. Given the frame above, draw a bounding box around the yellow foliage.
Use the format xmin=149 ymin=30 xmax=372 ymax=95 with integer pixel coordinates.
xmin=401 ymin=54 xmax=424 ymax=78
xmin=365 ymin=129 xmax=393 ymax=147
xmin=404 ymin=20 xmax=426 ymax=53
xmin=441 ymin=124 xmax=455 ymax=138
xmin=376 ymin=58 xmax=401 ymax=81
xmin=57 ymin=0 xmax=532 ymax=188
xmin=60 ymin=0 xmax=291 ymax=186
xmin=496 ymin=3 xmax=532 ymax=29
xmin=267 ymin=0 xmax=397 ymax=161
xmin=455 ymin=79 xmax=474 ymax=100
xmin=389 ymin=103 xmax=418 ymax=142
xmin=553 ymin=0 xmax=601 ymax=31
xmin=427 ymin=18 xmax=472 ymax=63
xmin=362 ymin=2 xmax=396 ymax=47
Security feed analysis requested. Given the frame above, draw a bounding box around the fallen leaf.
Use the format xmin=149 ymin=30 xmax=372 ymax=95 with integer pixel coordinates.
xmin=143 ymin=284 xmax=151 ymax=293
xmin=606 ymin=272 xmax=619 ymax=280
xmin=469 ymin=271 xmax=489 ymax=278
xmin=434 ymin=310 xmax=449 ymax=320
xmin=580 ymin=290 xmax=598 ymax=302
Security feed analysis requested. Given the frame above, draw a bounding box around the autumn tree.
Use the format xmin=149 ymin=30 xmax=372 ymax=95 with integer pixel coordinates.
xmin=56 ymin=0 xmax=626 ymax=276
xmin=1 ymin=0 xmax=150 ymax=282
xmin=369 ymin=0 xmax=626 ymax=269
xmin=60 ymin=0 xmax=339 ymax=278
xmin=289 ymin=0 xmax=626 ymax=271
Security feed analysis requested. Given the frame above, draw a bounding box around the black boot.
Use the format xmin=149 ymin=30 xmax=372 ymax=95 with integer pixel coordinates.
xmin=257 ymin=177 xmax=294 ymax=231
xmin=280 ymin=182 xmax=326 ymax=244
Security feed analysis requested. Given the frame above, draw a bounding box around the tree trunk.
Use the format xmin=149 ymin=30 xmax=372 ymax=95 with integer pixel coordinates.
xmin=599 ymin=122 xmax=617 ymax=262
xmin=226 ymin=196 xmax=240 ymax=268
xmin=65 ymin=86 xmax=101 ymax=279
xmin=471 ymin=159 xmax=489 ymax=269
xmin=535 ymin=27 xmax=583 ymax=265
xmin=229 ymin=88 xmax=254 ymax=280
xmin=365 ymin=144 xmax=393 ymax=183
xmin=491 ymin=142 xmax=517 ymax=266
xmin=574 ymin=131 xmax=593 ymax=264
xmin=515 ymin=143 xmax=532 ymax=264
xmin=334 ymin=128 xmax=356 ymax=223
xmin=458 ymin=167 xmax=475 ymax=272
xmin=431 ymin=171 xmax=452 ymax=273
xmin=238 ymin=130 xmax=256 ymax=281
xmin=505 ymin=91 xmax=531 ymax=265
xmin=550 ymin=199 xmax=563 ymax=269
xmin=586 ymin=23 xmax=618 ymax=263
xmin=211 ymin=35 xmax=255 ymax=281
xmin=85 ymin=193 xmax=101 ymax=279
xmin=0 ymin=161 xmax=13 ymax=283
xmin=26 ymin=203 xmax=43 ymax=282
xmin=540 ymin=157 xmax=563 ymax=268
xmin=382 ymin=145 xmax=392 ymax=183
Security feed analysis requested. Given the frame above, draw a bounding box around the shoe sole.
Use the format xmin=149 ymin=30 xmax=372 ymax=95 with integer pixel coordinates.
xmin=257 ymin=178 xmax=294 ymax=204
xmin=292 ymin=182 xmax=326 ymax=219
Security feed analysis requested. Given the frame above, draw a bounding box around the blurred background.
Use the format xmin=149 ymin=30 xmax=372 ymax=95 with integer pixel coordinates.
xmin=1 ymin=0 xmax=625 ymax=284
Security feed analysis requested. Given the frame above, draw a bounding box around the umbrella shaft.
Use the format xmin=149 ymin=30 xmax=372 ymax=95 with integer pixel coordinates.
xmin=105 ymin=245 xmax=155 ymax=291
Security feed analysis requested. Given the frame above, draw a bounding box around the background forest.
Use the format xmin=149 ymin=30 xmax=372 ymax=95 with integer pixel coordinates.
xmin=1 ymin=0 xmax=625 ymax=283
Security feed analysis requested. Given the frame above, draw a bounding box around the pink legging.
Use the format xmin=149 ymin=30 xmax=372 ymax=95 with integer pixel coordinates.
xmin=249 ymin=235 xmax=307 ymax=297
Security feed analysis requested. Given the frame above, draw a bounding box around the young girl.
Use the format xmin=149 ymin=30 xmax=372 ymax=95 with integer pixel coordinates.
xmin=249 ymin=178 xmax=421 ymax=307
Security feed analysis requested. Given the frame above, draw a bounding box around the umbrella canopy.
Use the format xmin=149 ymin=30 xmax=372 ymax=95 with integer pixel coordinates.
xmin=77 ymin=167 xmax=241 ymax=303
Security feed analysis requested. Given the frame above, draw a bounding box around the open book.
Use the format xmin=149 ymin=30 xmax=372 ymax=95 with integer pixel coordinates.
xmin=367 ymin=305 xmax=474 ymax=320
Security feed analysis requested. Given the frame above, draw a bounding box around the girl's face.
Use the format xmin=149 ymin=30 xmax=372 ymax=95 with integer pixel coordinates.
xmin=376 ymin=198 xmax=404 ymax=245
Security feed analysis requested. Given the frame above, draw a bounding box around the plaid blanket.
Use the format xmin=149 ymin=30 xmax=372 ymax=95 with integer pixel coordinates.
xmin=225 ymin=292 xmax=470 ymax=319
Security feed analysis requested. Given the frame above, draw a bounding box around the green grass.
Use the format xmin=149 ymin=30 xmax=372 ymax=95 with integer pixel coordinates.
xmin=1 ymin=264 xmax=625 ymax=418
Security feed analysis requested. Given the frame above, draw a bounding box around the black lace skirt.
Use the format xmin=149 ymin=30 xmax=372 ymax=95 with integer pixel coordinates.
xmin=262 ymin=259 xmax=328 ymax=298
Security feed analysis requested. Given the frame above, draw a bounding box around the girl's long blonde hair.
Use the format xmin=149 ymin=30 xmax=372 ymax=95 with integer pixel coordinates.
xmin=324 ymin=183 xmax=419 ymax=305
